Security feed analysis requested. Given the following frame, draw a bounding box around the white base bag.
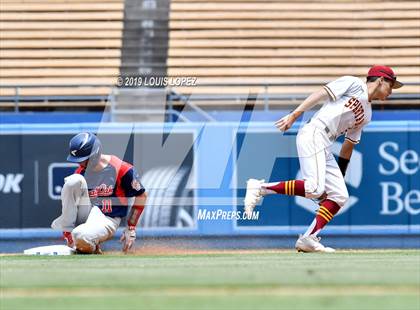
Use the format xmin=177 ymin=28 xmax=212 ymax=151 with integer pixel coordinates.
xmin=24 ymin=245 xmax=75 ymax=256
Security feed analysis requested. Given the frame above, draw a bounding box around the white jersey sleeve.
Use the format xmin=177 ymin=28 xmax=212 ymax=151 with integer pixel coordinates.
xmin=345 ymin=127 xmax=363 ymax=144
xmin=323 ymin=76 xmax=362 ymax=102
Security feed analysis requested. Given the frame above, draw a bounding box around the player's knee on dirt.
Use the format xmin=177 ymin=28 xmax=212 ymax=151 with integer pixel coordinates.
xmin=72 ymin=227 xmax=96 ymax=254
xmin=74 ymin=238 xmax=95 ymax=254
xmin=304 ymin=180 xmax=325 ymax=199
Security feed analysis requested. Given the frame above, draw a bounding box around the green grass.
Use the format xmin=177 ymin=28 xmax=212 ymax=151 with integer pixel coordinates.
xmin=1 ymin=250 xmax=419 ymax=310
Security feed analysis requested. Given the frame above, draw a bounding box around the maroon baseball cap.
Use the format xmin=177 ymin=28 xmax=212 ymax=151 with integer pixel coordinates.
xmin=367 ymin=65 xmax=403 ymax=89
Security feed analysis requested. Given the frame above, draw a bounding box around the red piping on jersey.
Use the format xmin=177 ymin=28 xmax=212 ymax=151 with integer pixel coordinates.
xmin=74 ymin=156 xmax=133 ymax=206
xmin=109 ymin=155 xmax=133 ymax=206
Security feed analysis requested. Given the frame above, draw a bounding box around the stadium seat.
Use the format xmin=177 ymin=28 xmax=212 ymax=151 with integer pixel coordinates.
xmin=167 ymin=0 xmax=420 ymax=101
xmin=1 ymin=0 xmax=419 ymax=109
xmin=0 ymin=0 xmax=124 ymax=109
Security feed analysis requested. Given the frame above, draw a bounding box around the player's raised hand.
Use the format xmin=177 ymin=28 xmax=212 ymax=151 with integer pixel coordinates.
xmin=120 ymin=227 xmax=136 ymax=253
xmin=275 ymin=112 xmax=297 ymax=132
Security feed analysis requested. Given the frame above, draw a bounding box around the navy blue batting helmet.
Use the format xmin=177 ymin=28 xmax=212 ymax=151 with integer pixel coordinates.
xmin=67 ymin=132 xmax=102 ymax=163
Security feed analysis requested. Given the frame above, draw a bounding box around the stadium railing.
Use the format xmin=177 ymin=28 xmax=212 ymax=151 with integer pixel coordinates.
xmin=1 ymin=82 xmax=419 ymax=113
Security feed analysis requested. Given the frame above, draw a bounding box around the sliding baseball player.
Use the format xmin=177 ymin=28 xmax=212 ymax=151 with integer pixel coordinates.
xmin=51 ymin=132 xmax=147 ymax=254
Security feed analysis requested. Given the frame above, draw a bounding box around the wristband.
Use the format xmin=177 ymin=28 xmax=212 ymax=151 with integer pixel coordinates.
xmin=127 ymin=205 xmax=144 ymax=228
xmin=337 ymin=156 xmax=350 ymax=176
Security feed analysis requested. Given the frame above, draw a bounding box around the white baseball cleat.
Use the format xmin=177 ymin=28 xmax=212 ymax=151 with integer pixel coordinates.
xmin=244 ymin=178 xmax=265 ymax=217
xmin=295 ymin=235 xmax=335 ymax=253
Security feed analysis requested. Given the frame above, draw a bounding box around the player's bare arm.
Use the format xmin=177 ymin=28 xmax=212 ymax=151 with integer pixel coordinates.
xmin=275 ymin=89 xmax=329 ymax=132
xmin=120 ymin=192 xmax=148 ymax=253
xmin=340 ymin=139 xmax=355 ymax=160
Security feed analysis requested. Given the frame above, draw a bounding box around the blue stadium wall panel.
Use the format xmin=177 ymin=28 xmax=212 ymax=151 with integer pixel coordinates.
xmin=0 ymin=121 xmax=419 ymax=242
xmin=0 ymin=109 xmax=418 ymax=124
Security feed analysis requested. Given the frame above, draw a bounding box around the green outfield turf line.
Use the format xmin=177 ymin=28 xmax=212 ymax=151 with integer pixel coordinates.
xmin=1 ymin=250 xmax=419 ymax=310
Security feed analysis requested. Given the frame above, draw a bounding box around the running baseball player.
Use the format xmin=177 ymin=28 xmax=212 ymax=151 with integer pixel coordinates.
xmin=244 ymin=65 xmax=403 ymax=252
xmin=51 ymin=132 xmax=147 ymax=254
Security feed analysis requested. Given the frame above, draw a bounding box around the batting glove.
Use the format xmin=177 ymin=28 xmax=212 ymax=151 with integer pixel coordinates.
xmin=120 ymin=227 xmax=136 ymax=253
xmin=63 ymin=231 xmax=74 ymax=248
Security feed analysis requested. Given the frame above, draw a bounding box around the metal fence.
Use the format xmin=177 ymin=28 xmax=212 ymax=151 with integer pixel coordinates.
xmin=1 ymin=82 xmax=419 ymax=113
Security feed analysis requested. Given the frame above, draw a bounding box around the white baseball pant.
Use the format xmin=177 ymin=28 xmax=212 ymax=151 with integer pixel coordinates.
xmin=296 ymin=122 xmax=349 ymax=207
xmin=51 ymin=174 xmax=120 ymax=252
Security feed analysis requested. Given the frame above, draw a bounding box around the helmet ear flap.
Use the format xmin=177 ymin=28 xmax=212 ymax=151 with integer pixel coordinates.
xmin=87 ymin=139 xmax=102 ymax=167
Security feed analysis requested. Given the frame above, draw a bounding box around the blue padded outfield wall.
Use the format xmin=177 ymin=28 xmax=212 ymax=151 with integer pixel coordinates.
xmin=0 ymin=120 xmax=419 ymax=243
